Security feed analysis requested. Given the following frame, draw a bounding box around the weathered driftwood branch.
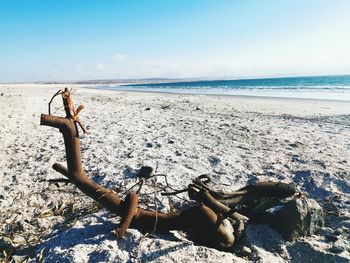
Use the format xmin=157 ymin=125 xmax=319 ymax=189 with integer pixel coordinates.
xmin=40 ymin=88 xmax=234 ymax=250
xmin=188 ymin=186 xmax=249 ymax=222
xmin=187 ymin=175 xmax=295 ymax=208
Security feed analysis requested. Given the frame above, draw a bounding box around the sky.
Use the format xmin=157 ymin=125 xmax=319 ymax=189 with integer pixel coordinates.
xmin=0 ymin=0 xmax=350 ymax=82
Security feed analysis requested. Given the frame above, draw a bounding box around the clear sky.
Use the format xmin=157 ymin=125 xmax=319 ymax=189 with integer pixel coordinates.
xmin=1 ymin=0 xmax=350 ymax=82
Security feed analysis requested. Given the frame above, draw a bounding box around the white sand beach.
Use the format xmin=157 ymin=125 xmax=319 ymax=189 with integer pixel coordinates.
xmin=0 ymin=84 xmax=349 ymax=262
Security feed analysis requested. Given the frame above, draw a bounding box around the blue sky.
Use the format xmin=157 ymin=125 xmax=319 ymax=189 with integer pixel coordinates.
xmin=1 ymin=0 xmax=350 ymax=82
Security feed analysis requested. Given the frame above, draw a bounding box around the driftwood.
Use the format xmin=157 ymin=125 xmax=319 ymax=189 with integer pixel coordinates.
xmin=163 ymin=174 xmax=295 ymax=220
xmin=41 ymin=88 xmax=234 ymax=250
xmin=40 ymin=88 xmax=297 ymax=251
xmin=163 ymin=174 xmax=296 ymax=239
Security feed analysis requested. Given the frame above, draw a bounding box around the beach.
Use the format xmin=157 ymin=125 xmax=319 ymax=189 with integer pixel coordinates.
xmin=0 ymin=84 xmax=349 ymax=262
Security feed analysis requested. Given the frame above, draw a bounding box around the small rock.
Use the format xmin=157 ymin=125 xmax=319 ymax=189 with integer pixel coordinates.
xmin=167 ymin=140 xmax=175 ymax=144
xmin=208 ymin=156 xmax=221 ymax=166
xmin=0 ymin=93 xmax=3 ymax=96
xmin=263 ymin=197 xmax=324 ymax=241
xmin=289 ymin=143 xmax=300 ymax=148
xmin=175 ymin=151 xmax=182 ymax=156
xmin=146 ymin=142 xmax=153 ymax=148
xmin=161 ymin=105 xmax=171 ymax=110
xmin=137 ymin=166 xmax=153 ymax=179
xmin=145 ymin=107 xmax=150 ymax=111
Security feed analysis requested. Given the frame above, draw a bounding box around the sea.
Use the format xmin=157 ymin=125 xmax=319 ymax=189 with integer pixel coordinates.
xmin=98 ymin=75 xmax=350 ymax=101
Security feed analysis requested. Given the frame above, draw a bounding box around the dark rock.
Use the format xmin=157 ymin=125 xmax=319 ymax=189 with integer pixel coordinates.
xmin=146 ymin=142 xmax=153 ymax=148
xmin=263 ymin=198 xmax=324 ymax=241
xmin=161 ymin=105 xmax=171 ymax=110
xmin=175 ymin=151 xmax=182 ymax=156
xmin=208 ymin=156 xmax=221 ymax=166
xmin=137 ymin=166 xmax=153 ymax=179
xmin=145 ymin=107 xmax=151 ymax=110
xmin=289 ymin=142 xmax=302 ymax=148
xmin=126 ymin=152 xmax=133 ymax=158
xmin=167 ymin=140 xmax=175 ymax=144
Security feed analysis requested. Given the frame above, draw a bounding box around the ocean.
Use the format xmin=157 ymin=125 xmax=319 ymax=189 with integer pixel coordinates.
xmin=100 ymin=75 xmax=350 ymax=101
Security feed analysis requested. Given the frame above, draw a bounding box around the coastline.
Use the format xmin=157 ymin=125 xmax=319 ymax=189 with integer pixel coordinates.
xmin=83 ymin=85 xmax=350 ymax=116
xmin=0 ymin=84 xmax=349 ymax=262
xmin=2 ymin=83 xmax=349 ymax=115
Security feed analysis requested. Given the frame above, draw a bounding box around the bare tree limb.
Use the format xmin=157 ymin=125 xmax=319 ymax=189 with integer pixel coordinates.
xmin=40 ymin=89 xmax=235 ymax=250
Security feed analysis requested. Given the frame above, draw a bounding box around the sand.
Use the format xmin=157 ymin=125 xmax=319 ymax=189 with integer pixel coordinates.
xmin=0 ymin=84 xmax=349 ymax=262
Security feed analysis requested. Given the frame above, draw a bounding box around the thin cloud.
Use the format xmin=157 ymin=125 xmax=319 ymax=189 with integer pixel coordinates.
xmin=113 ymin=53 xmax=127 ymax=62
xmin=96 ymin=64 xmax=105 ymax=70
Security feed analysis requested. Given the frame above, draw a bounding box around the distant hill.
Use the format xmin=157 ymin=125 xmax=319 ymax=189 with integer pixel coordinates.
xmin=34 ymin=78 xmax=199 ymax=85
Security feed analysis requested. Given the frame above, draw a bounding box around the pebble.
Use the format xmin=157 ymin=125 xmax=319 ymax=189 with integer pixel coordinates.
xmin=137 ymin=166 xmax=153 ymax=179
xmin=175 ymin=151 xmax=182 ymax=156
xmin=146 ymin=142 xmax=153 ymax=148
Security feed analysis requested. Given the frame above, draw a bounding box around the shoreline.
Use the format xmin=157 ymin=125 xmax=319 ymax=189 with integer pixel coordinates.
xmin=91 ymin=85 xmax=350 ymax=103
xmin=1 ymin=83 xmax=349 ymax=116
xmin=81 ymin=85 xmax=350 ymax=116
xmin=89 ymin=85 xmax=350 ymax=102
xmin=3 ymin=82 xmax=350 ymax=103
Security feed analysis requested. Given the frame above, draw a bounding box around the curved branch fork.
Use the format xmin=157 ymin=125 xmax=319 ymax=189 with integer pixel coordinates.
xmin=40 ymin=94 xmax=235 ymax=250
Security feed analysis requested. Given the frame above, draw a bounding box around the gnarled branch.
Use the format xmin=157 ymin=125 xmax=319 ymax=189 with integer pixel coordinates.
xmin=40 ymin=89 xmax=235 ymax=250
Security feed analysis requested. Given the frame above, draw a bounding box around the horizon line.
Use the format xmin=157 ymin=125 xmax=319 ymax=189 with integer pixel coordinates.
xmin=1 ymin=73 xmax=350 ymax=85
